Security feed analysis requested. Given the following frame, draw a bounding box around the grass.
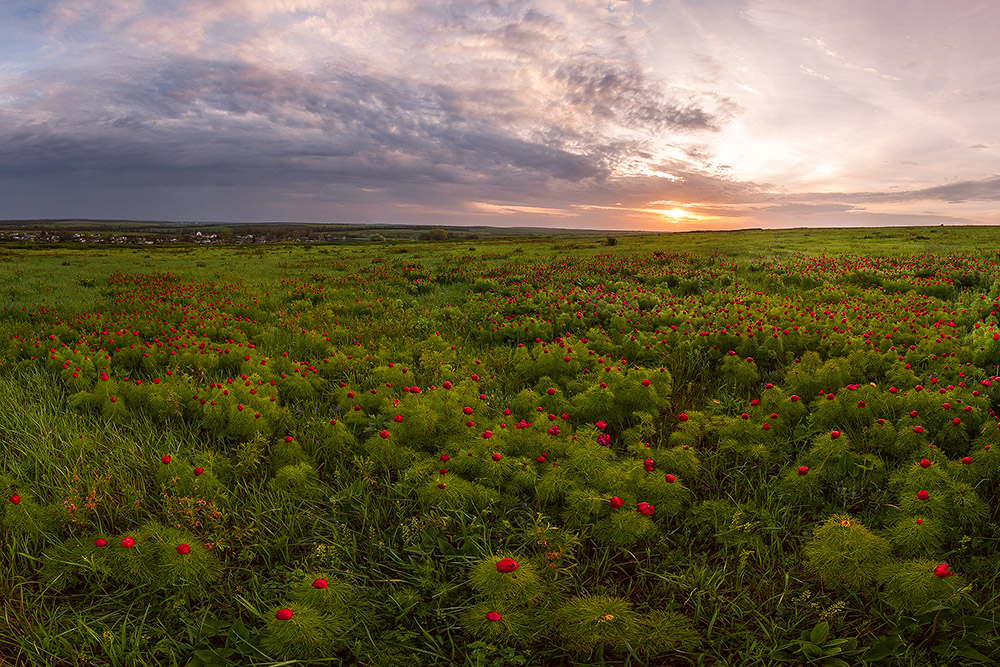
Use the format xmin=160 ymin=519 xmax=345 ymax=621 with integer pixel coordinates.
xmin=1 ymin=227 xmax=999 ymax=665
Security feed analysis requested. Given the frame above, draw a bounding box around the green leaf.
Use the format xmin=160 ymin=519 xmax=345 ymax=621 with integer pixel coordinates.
xmin=863 ymin=636 xmax=903 ymax=661
xmin=809 ymin=621 xmax=830 ymax=645
xmin=825 ymin=659 xmax=850 ymax=667
xmin=768 ymin=649 xmax=795 ymax=661
xmin=227 ymin=617 xmax=249 ymax=645
xmin=800 ymin=642 xmax=824 ymax=659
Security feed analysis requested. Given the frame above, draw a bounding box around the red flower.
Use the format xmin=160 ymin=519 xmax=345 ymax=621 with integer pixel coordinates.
xmin=610 ymin=496 xmax=623 ymax=509
xmin=961 ymin=456 xmax=972 ymax=465
xmin=952 ymin=417 xmax=962 ymax=426
xmin=547 ymin=388 xmax=556 ymax=395
xmin=284 ymin=436 xmax=294 ymax=443
xmin=913 ymin=425 xmax=924 ymax=434
xmin=176 ymin=544 xmax=190 ymax=555
xmin=790 ymin=395 xmax=800 ymax=402
xmin=437 ymin=483 xmax=447 ymax=489
xmin=161 ymin=455 xmax=171 ymax=464
xmin=94 ymin=538 xmax=107 ymax=548
xmin=643 ymin=459 xmax=654 ymax=471
xmin=482 ymin=430 xmax=493 ymax=439
xmin=442 ymin=381 xmax=452 ymax=389
xmin=193 ymin=467 xmax=204 ymax=476
xmin=797 ymin=466 xmax=809 ymax=476
xmin=440 ymin=454 xmax=450 ymax=462
xmin=641 ymin=379 xmax=651 ymax=387
xmin=909 ymin=411 xmax=918 ymax=418
xmin=636 ymin=502 xmax=654 ymax=516
xmin=678 ymin=413 xmax=689 ymax=422
xmin=121 ymin=536 xmax=135 ymax=548
xmin=394 ymin=415 xmax=403 ymax=422
xmin=439 ymin=468 xmax=448 ymax=475
xmin=830 ymin=431 xmax=840 ymax=440
xmin=496 ymin=558 xmax=519 ymax=573
xmin=8 ymin=494 xmax=19 ymax=504
xmin=275 ymin=608 xmax=293 ymax=621
xmin=463 ymin=406 xmax=474 ymax=415
xmin=312 ymin=578 xmax=328 ymax=589
xmin=491 ymin=452 xmax=501 ymax=461
xmin=762 ymin=422 xmax=770 ymax=430
xmin=933 ymin=563 xmax=953 ymax=578
xmin=664 ymin=474 xmax=676 ymax=483
xmin=379 ymin=430 xmax=390 ymax=439
xmin=917 ymin=490 xmax=929 ymax=500
xmin=486 ymin=611 xmax=502 ymax=622
xmin=919 ymin=458 xmax=931 ymax=468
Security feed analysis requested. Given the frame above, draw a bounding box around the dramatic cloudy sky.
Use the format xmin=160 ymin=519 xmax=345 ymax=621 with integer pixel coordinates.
xmin=2 ymin=0 xmax=1000 ymax=230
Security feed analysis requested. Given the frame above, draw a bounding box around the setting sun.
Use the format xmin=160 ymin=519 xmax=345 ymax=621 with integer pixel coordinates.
xmin=662 ymin=208 xmax=693 ymax=219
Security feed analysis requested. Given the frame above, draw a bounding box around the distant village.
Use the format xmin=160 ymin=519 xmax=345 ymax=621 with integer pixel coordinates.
xmin=0 ymin=228 xmax=363 ymax=245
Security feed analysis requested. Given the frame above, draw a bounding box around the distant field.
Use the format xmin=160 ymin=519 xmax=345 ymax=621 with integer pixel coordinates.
xmin=2 ymin=228 xmax=999 ymax=666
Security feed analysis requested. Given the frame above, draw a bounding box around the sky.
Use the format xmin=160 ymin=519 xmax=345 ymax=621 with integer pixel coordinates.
xmin=2 ymin=0 xmax=1000 ymax=231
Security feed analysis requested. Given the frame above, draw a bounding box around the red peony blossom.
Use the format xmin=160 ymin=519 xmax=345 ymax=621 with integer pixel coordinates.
xmin=482 ymin=430 xmax=493 ymax=439
xmin=641 ymin=379 xmax=651 ymax=387
xmin=379 ymin=430 xmax=389 ymax=439
xmin=917 ymin=490 xmax=929 ymax=500
xmin=961 ymin=456 xmax=972 ymax=464
xmin=797 ymin=466 xmax=809 ymax=476
xmin=952 ymin=417 xmax=962 ymax=426
xmin=636 ymin=501 xmax=654 ymax=516
xmin=193 ymin=467 xmax=204 ymax=476
xmin=284 ymin=436 xmax=294 ymax=443
xmin=161 ymin=455 xmax=171 ymax=464
xmin=8 ymin=494 xmax=19 ymax=504
xmin=610 ymin=496 xmax=623 ymax=509
xmin=643 ymin=459 xmax=654 ymax=471
xmin=486 ymin=611 xmax=502 ymax=622
xmin=437 ymin=483 xmax=447 ymax=489
xmin=312 ymin=578 xmax=328 ymax=589
xmin=275 ymin=608 xmax=293 ymax=620
xmin=913 ymin=425 xmax=924 ymax=434
xmin=762 ymin=422 xmax=770 ymax=430
xmin=440 ymin=454 xmax=450 ymax=462
xmin=919 ymin=459 xmax=931 ymax=468
xmin=830 ymin=431 xmax=840 ymax=440
xmin=176 ymin=544 xmax=190 ymax=555
xmin=121 ymin=536 xmax=135 ymax=548
xmin=678 ymin=412 xmax=689 ymax=422
xmin=496 ymin=558 xmax=519 ymax=573
xmin=439 ymin=468 xmax=448 ymax=475
xmin=933 ymin=563 xmax=953 ymax=578
xmin=664 ymin=474 xmax=676 ymax=483
xmin=94 ymin=538 xmax=107 ymax=548
xmin=491 ymin=452 xmax=501 ymax=461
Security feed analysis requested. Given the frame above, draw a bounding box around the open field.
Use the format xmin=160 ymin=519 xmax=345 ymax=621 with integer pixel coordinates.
xmin=2 ymin=227 xmax=999 ymax=666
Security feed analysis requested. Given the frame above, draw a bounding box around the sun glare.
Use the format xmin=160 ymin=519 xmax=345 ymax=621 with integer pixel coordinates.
xmin=662 ymin=208 xmax=692 ymax=219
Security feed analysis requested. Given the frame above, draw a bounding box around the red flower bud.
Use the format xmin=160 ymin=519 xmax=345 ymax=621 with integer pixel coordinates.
xmin=275 ymin=608 xmax=293 ymax=620
xmin=797 ymin=466 xmax=809 ymax=476
xmin=920 ymin=459 xmax=931 ymax=468
xmin=176 ymin=544 xmax=190 ymax=555
xmin=496 ymin=558 xmax=519 ymax=573
xmin=610 ymin=496 xmax=623 ymax=509
xmin=486 ymin=611 xmax=502 ymax=622
xmin=94 ymin=538 xmax=107 ymax=547
xmin=161 ymin=455 xmax=171 ymax=464
xmin=121 ymin=536 xmax=135 ymax=548
xmin=917 ymin=489 xmax=929 ymax=500
xmin=312 ymin=578 xmax=328 ymax=589
xmin=636 ymin=501 xmax=654 ymax=516
xmin=664 ymin=474 xmax=676 ymax=483
xmin=491 ymin=452 xmax=501 ymax=461
xmin=193 ymin=467 xmax=204 ymax=476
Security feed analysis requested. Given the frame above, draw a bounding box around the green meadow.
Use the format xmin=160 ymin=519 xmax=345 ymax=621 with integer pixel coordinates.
xmin=1 ymin=227 xmax=999 ymax=666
